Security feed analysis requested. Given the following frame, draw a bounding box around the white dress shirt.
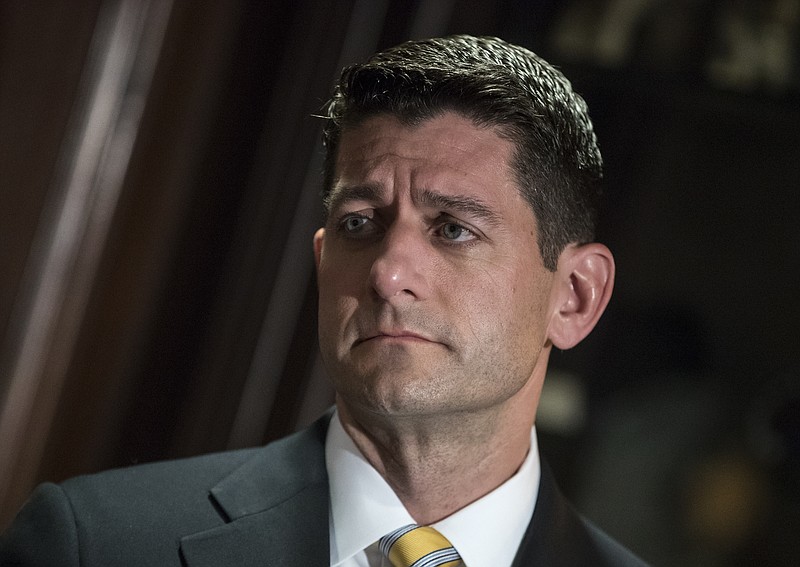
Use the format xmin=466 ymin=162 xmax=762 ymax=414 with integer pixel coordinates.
xmin=326 ymin=411 xmax=541 ymax=567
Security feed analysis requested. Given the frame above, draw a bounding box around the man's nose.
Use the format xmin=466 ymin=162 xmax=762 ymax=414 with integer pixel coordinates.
xmin=368 ymin=223 xmax=429 ymax=301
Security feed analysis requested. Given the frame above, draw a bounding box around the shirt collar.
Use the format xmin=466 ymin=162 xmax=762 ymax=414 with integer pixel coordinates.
xmin=326 ymin=411 xmax=415 ymax=564
xmin=326 ymin=410 xmax=541 ymax=567
xmin=433 ymin=429 xmax=540 ymax=567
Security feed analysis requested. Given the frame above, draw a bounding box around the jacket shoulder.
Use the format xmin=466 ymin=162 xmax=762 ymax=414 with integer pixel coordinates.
xmin=1 ymin=415 xmax=331 ymax=566
xmin=0 ymin=448 xmax=260 ymax=567
xmin=62 ymin=446 xmax=262 ymax=506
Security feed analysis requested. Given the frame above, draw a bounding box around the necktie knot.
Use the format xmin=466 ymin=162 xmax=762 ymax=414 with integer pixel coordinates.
xmin=379 ymin=524 xmax=462 ymax=567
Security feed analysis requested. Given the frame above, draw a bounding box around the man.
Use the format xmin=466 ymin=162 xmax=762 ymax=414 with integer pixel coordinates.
xmin=1 ymin=35 xmax=646 ymax=566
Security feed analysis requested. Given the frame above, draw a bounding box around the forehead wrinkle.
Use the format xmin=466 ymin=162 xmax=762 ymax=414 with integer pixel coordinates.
xmin=328 ymin=117 xmax=519 ymax=220
xmin=342 ymin=125 xmax=486 ymax=168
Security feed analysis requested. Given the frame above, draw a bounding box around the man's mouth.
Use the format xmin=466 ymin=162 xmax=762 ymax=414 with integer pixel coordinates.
xmin=354 ymin=329 xmax=436 ymax=346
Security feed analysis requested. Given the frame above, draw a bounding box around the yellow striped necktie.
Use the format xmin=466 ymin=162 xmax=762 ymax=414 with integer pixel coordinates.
xmin=379 ymin=524 xmax=463 ymax=567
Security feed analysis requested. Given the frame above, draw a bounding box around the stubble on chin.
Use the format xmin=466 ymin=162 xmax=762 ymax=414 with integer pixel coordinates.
xmin=330 ymin=344 xmax=451 ymax=415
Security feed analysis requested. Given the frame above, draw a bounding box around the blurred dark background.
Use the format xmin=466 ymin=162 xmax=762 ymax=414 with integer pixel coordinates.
xmin=1 ymin=1 xmax=798 ymax=564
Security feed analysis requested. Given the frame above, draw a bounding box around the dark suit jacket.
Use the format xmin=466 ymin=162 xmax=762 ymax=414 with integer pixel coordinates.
xmin=0 ymin=413 xmax=647 ymax=566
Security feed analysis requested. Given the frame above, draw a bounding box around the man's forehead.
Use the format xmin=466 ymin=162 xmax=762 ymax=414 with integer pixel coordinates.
xmin=326 ymin=119 xmax=536 ymax=234
xmin=333 ymin=113 xmax=516 ymax=187
xmin=337 ymin=113 xmax=509 ymax=160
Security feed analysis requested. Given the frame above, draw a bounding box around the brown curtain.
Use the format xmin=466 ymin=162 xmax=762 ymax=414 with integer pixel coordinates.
xmin=0 ymin=0 xmax=456 ymax=530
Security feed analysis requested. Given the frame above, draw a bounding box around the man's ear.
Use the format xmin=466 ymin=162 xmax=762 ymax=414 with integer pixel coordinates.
xmin=547 ymin=243 xmax=615 ymax=350
xmin=313 ymin=228 xmax=325 ymax=270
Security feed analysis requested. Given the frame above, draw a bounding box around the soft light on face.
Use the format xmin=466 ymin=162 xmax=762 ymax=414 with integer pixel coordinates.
xmin=314 ymin=112 xmax=557 ymax=420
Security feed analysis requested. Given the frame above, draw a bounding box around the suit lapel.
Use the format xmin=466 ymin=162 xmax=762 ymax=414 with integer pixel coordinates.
xmin=180 ymin=415 xmax=332 ymax=567
xmin=179 ymin=483 xmax=328 ymax=566
xmin=511 ymin=462 xmax=600 ymax=566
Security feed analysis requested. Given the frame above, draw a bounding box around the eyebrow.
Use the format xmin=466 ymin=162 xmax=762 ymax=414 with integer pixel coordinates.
xmin=416 ymin=189 xmax=502 ymax=227
xmin=324 ymin=184 xmax=382 ymax=215
xmin=325 ymin=184 xmax=502 ymax=227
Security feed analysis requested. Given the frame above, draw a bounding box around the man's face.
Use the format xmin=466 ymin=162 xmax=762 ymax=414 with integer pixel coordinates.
xmin=314 ymin=112 xmax=557 ymax=420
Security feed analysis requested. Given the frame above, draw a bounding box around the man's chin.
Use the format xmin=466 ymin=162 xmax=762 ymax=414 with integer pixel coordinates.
xmin=339 ymin=375 xmax=463 ymax=417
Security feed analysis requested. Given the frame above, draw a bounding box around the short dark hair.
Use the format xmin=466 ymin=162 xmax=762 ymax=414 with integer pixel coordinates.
xmin=321 ymin=35 xmax=603 ymax=271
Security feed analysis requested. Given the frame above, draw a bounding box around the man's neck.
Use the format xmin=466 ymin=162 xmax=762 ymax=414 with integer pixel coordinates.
xmin=336 ymin=399 xmax=535 ymax=525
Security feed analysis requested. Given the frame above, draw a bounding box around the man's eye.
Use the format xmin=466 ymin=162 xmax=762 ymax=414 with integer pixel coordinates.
xmin=344 ymin=216 xmax=368 ymax=232
xmin=440 ymin=222 xmax=474 ymax=242
xmin=339 ymin=215 xmax=375 ymax=236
